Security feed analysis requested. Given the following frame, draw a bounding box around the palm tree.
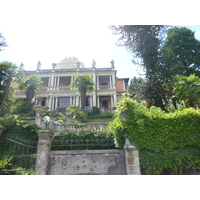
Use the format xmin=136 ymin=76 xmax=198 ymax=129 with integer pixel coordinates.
xmin=18 ymin=74 xmax=43 ymax=105
xmin=0 ymin=62 xmax=24 ymax=112
xmin=70 ymin=74 xmax=94 ymax=110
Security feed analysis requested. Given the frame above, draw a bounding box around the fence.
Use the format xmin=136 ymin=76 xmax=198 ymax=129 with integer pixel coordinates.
xmin=51 ymin=138 xmax=116 ymax=151
xmin=0 ymin=134 xmax=37 ymax=175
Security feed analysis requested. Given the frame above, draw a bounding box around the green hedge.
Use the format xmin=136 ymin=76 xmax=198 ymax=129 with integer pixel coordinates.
xmin=109 ymin=98 xmax=200 ymax=174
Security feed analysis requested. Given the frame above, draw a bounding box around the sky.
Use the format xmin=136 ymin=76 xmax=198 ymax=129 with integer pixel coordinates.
xmin=0 ymin=1 xmax=200 ymax=80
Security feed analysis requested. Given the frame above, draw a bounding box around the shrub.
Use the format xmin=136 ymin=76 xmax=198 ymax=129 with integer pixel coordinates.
xmin=66 ymin=105 xmax=87 ymax=123
xmin=91 ymin=106 xmax=100 ymax=116
xmin=57 ymin=112 xmax=66 ymax=123
xmin=109 ymin=98 xmax=200 ymax=174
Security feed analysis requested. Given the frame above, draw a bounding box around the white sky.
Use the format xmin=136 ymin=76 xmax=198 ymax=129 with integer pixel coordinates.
xmin=0 ymin=0 xmax=200 ymax=79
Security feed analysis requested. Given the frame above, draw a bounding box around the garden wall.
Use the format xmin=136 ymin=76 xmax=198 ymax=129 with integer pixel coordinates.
xmin=48 ymin=149 xmax=126 ymax=175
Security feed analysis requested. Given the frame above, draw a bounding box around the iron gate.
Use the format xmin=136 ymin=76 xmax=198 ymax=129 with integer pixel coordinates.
xmin=0 ymin=134 xmax=37 ymax=175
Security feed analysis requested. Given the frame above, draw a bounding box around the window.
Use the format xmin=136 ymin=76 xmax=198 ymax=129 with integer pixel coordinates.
xmin=102 ymin=100 xmax=108 ymax=108
xmin=58 ymin=97 xmax=70 ymax=108
xmin=85 ymin=96 xmax=90 ymax=106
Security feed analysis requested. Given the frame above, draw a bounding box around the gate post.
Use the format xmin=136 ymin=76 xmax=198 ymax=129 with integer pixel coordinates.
xmin=35 ymin=130 xmax=54 ymax=175
xmin=124 ymin=138 xmax=141 ymax=175
xmin=0 ymin=126 xmax=4 ymax=136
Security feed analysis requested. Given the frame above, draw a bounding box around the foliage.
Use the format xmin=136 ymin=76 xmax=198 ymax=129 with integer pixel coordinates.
xmin=66 ymin=105 xmax=87 ymax=123
xmin=41 ymin=111 xmax=51 ymax=117
xmin=0 ymin=33 xmax=7 ymax=51
xmin=13 ymin=99 xmax=35 ymax=115
xmin=0 ymin=115 xmax=40 ymax=143
xmin=57 ymin=112 xmax=66 ymax=123
xmin=0 ymin=156 xmax=35 ymax=175
xmin=0 ymin=61 xmax=24 ymax=113
xmin=52 ymin=130 xmax=116 ymax=150
xmin=161 ymin=27 xmax=200 ymax=76
xmin=109 ymin=98 xmax=200 ymax=174
xmin=110 ymin=25 xmax=170 ymax=110
xmin=69 ymin=74 xmax=94 ymax=110
xmin=128 ymin=76 xmax=145 ymax=101
xmin=18 ymin=74 xmax=43 ymax=105
xmin=173 ymin=74 xmax=200 ymax=108
xmin=91 ymin=106 xmax=100 ymax=115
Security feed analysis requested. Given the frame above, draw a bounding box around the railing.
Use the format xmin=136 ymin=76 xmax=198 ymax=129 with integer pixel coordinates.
xmin=18 ymin=116 xmax=109 ymax=132
xmin=39 ymin=86 xmax=71 ymax=92
xmin=48 ymin=121 xmax=109 ymax=132
xmin=51 ymin=138 xmax=116 ymax=150
xmin=19 ymin=117 xmax=36 ymax=124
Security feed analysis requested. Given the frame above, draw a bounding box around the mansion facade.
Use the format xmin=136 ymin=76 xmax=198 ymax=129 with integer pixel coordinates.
xmin=14 ymin=57 xmax=129 ymax=112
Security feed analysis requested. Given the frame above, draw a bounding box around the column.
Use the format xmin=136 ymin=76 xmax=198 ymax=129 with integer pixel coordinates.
xmin=93 ymin=94 xmax=96 ymax=106
xmin=35 ymin=130 xmax=54 ymax=175
xmin=48 ymin=77 xmax=51 ymax=91
xmin=97 ymin=76 xmax=99 ymax=90
xmin=111 ymin=95 xmax=113 ymax=108
xmin=90 ymin=96 xmax=92 ymax=107
xmin=70 ymin=96 xmax=72 ymax=105
xmin=109 ymin=75 xmax=112 ymax=89
xmin=57 ymin=77 xmax=60 ymax=91
xmin=51 ymin=75 xmax=54 ymax=91
xmin=124 ymin=139 xmax=141 ymax=175
xmin=46 ymin=98 xmax=49 ymax=107
xmin=76 ymin=95 xmax=79 ymax=106
xmin=112 ymin=73 xmax=116 ymax=89
xmin=93 ymin=72 xmax=96 ymax=88
xmin=113 ymin=94 xmax=117 ymax=108
xmin=97 ymin=96 xmax=100 ymax=108
xmin=55 ymin=97 xmax=58 ymax=109
xmin=52 ymin=97 xmax=55 ymax=111
xmin=48 ymin=95 xmax=52 ymax=111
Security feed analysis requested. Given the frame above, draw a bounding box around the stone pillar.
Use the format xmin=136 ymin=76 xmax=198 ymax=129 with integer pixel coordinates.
xmin=93 ymin=93 xmax=96 ymax=106
xmin=35 ymin=130 xmax=54 ymax=175
xmin=52 ymin=97 xmax=55 ymax=111
xmin=113 ymin=94 xmax=117 ymax=108
xmin=111 ymin=95 xmax=113 ymax=108
xmin=76 ymin=95 xmax=79 ymax=106
xmin=97 ymin=96 xmax=100 ymax=107
xmin=109 ymin=75 xmax=112 ymax=89
xmin=124 ymin=138 xmax=141 ymax=175
xmin=112 ymin=74 xmax=116 ymax=89
xmin=97 ymin=76 xmax=99 ymax=90
xmin=0 ymin=126 xmax=4 ymax=136
xmin=55 ymin=97 xmax=58 ymax=109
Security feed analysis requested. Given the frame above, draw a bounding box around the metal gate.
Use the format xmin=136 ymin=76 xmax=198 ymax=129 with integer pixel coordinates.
xmin=0 ymin=134 xmax=37 ymax=175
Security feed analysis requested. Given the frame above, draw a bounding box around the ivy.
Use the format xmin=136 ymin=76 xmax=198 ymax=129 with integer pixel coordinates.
xmin=109 ymin=98 xmax=200 ymax=174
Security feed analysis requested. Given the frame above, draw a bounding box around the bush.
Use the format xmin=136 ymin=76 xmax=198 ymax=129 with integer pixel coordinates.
xmin=91 ymin=106 xmax=100 ymax=116
xmin=13 ymin=99 xmax=35 ymax=115
xmin=109 ymin=98 xmax=200 ymax=174
xmin=66 ymin=105 xmax=87 ymax=123
xmin=57 ymin=112 xmax=66 ymax=123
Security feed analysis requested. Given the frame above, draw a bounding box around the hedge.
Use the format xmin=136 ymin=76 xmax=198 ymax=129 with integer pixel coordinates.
xmin=108 ymin=98 xmax=200 ymax=174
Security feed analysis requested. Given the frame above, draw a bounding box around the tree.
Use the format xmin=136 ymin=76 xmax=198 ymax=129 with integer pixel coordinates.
xmin=69 ymin=74 xmax=94 ymax=110
xmin=0 ymin=33 xmax=7 ymax=51
xmin=161 ymin=27 xmax=200 ymax=76
xmin=110 ymin=25 xmax=169 ymax=110
xmin=128 ymin=77 xmax=144 ymax=101
xmin=0 ymin=62 xmax=24 ymax=113
xmin=18 ymin=74 xmax=43 ymax=105
xmin=173 ymin=74 xmax=200 ymax=108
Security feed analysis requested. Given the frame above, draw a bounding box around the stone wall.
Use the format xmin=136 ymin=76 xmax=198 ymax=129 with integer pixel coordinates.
xmin=48 ymin=149 xmax=126 ymax=175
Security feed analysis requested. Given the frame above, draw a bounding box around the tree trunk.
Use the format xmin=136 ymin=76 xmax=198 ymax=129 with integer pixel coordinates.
xmin=0 ymin=76 xmax=12 ymax=112
xmin=80 ymin=86 xmax=86 ymax=110
xmin=25 ymin=86 xmax=35 ymax=105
